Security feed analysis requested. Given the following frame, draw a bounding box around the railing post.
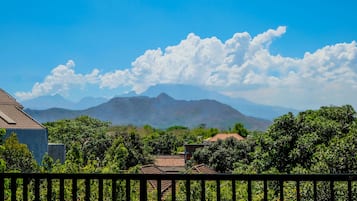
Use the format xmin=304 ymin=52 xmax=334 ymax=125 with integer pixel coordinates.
xmin=263 ymin=179 xmax=268 ymax=201
xmin=330 ymin=180 xmax=334 ymax=201
xmin=0 ymin=176 xmax=4 ymax=201
xmin=72 ymin=178 xmax=77 ymax=201
xmin=279 ymin=180 xmax=284 ymax=201
xmin=296 ymin=180 xmax=300 ymax=201
xmin=11 ymin=177 xmax=16 ymax=201
xmin=34 ymin=178 xmax=40 ymax=201
xmin=140 ymin=178 xmax=147 ymax=201
xmin=232 ymin=180 xmax=236 ymax=201
xmin=85 ymin=178 xmax=90 ymax=201
xmin=348 ymin=180 xmax=352 ymax=201
xmin=171 ymin=179 xmax=176 ymax=201
xmin=98 ymin=179 xmax=103 ymax=201
xmin=23 ymin=177 xmax=28 ymax=201
xmin=112 ymin=179 xmax=117 ymax=201
xmin=186 ymin=179 xmax=191 ymax=201
xmin=201 ymin=180 xmax=206 ymax=201
xmin=47 ymin=178 xmax=52 ymax=201
xmin=247 ymin=180 xmax=252 ymax=201
xmin=313 ymin=180 xmax=317 ymax=201
xmin=216 ymin=180 xmax=221 ymax=201
xmin=60 ymin=178 xmax=65 ymax=201
xmin=157 ymin=179 xmax=162 ymax=201
xmin=126 ymin=178 xmax=130 ymax=201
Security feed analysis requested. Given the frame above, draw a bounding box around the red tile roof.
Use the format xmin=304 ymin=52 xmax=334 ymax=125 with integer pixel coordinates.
xmin=154 ymin=155 xmax=185 ymax=167
xmin=140 ymin=165 xmax=172 ymax=196
xmin=189 ymin=164 xmax=217 ymax=174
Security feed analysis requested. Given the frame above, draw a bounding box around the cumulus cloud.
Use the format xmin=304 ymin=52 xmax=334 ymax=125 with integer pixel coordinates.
xmin=16 ymin=26 xmax=357 ymax=109
xmin=15 ymin=60 xmax=100 ymax=100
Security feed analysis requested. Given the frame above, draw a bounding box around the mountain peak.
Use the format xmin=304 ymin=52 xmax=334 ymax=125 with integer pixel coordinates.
xmin=156 ymin=93 xmax=174 ymax=100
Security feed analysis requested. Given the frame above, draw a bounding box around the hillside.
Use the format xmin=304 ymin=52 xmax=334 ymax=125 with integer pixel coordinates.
xmin=141 ymin=84 xmax=299 ymax=120
xmin=25 ymin=93 xmax=271 ymax=130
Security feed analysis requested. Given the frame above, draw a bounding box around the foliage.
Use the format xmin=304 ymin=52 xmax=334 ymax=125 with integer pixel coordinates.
xmin=3 ymin=105 xmax=357 ymax=199
xmin=2 ymin=133 xmax=37 ymax=172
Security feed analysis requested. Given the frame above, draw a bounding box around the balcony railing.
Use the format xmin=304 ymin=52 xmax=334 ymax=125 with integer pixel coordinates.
xmin=1 ymin=173 xmax=357 ymax=201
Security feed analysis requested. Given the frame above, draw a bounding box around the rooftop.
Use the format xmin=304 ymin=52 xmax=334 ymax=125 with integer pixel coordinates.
xmin=0 ymin=89 xmax=44 ymax=129
xmin=205 ymin=133 xmax=244 ymax=142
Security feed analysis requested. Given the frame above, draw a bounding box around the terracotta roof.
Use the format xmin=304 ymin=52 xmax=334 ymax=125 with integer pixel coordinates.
xmin=190 ymin=164 xmax=217 ymax=174
xmin=205 ymin=133 xmax=244 ymax=142
xmin=0 ymin=89 xmax=44 ymax=129
xmin=154 ymin=155 xmax=185 ymax=167
xmin=140 ymin=165 xmax=172 ymax=195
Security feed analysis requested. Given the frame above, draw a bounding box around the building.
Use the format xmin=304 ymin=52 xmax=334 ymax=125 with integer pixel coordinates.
xmin=0 ymin=89 xmax=48 ymax=163
xmin=204 ymin=133 xmax=245 ymax=142
xmin=154 ymin=155 xmax=186 ymax=173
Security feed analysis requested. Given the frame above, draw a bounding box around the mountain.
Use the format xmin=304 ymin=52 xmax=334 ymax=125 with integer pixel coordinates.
xmin=25 ymin=93 xmax=271 ymax=131
xmin=21 ymin=95 xmax=108 ymax=110
xmin=141 ymin=84 xmax=299 ymax=120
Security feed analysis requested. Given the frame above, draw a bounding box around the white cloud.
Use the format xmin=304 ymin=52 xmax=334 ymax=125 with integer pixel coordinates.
xmin=15 ymin=27 xmax=357 ymax=109
xmin=15 ymin=60 xmax=100 ymax=100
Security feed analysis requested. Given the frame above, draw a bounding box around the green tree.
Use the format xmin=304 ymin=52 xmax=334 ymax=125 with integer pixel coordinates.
xmin=232 ymin=122 xmax=249 ymax=137
xmin=2 ymin=133 xmax=37 ymax=172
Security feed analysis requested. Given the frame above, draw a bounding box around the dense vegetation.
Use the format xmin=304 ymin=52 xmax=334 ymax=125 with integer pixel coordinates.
xmin=1 ymin=105 xmax=357 ymax=200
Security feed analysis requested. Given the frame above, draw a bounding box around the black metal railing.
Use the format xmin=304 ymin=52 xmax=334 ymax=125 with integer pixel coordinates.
xmin=0 ymin=173 xmax=357 ymax=201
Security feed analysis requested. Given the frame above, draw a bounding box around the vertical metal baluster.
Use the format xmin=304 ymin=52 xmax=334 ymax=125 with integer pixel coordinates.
xmin=248 ymin=180 xmax=252 ymax=201
xmin=201 ymin=180 xmax=206 ymax=201
xmin=313 ymin=180 xmax=317 ymax=201
xmin=72 ymin=178 xmax=77 ymax=201
xmin=279 ymin=180 xmax=284 ymax=201
xmin=232 ymin=180 xmax=236 ymax=201
xmin=186 ymin=179 xmax=191 ymax=201
xmin=216 ymin=180 xmax=221 ymax=201
xmin=11 ymin=177 xmax=16 ymax=201
xmin=0 ymin=177 xmax=4 ymax=201
xmin=112 ymin=179 xmax=117 ymax=201
xmin=348 ymin=180 xmax=352 ymax=201
xmin=330 ymin=180 xmax=334 ymax=201
xmin=85 ymin=179 xmax=90 ymax=201
xmin=140 ymin=179 xmax=147 ymax=201
xmin=98 ymin=179 xmax=103 ymax=201
xmin=60 ymin=178 xmax=65 ymax=201
xmin=126 ymin=178 xmax=130 ymax=201
xmin=171 ymin=179 xmax=176 ymax=201
xmin=34 ymin=178 xmax=40 ymax=201
xmin=296 ymin=180 xmax=300 ymax=201
xmin=157 ymin=179 xmax=161 ymax=201
xmin=47 ymin=178 xmax=52 ymax=201
xmin=23 ymin=177 xmax=28 ymax=201
xmin=264 ymin=179 xmax=268 ymax=201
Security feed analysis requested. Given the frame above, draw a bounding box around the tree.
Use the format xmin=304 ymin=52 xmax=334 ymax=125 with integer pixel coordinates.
xmin=2 ymin=133 xmax=37 ymax=172
xmin=232 ymin=123 xmax=249 ymax=137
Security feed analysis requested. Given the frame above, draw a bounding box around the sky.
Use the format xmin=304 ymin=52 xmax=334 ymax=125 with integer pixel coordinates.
xmin=1 ymin=0 xmax=357 ymax=110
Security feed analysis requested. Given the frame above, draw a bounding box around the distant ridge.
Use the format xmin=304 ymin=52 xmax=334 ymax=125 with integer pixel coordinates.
xmin=141 ymin=84 xmax=299 ymax=120
xmin=25 ymin=93 xmax=271 ymax=131
xmin=21 ymin=95 xmax=108 ymax=110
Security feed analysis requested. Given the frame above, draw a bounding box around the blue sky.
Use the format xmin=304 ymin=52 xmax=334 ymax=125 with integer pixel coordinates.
xmin=1 ymin=0 xmax=357 ymax=109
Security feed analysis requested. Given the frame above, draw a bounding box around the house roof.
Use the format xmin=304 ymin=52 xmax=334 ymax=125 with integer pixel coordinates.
xmin=205 ymin=133 xmax=244 ymax=142
xmin=0 ymin=89 xmax=44 ymax=129
xmin=190 ymin=164 xmax=217 ymax=174
xmin=154 ymin=155 xmax=185 ymax=167
xmin=140 ymin=165 xmax=172 ymax=194
xmin=0 ymin=89 xmax=23 ymax=108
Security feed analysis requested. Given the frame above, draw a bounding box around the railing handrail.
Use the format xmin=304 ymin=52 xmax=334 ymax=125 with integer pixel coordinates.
xmin=1 ymin=173 xmax=357 ymax=180
xmin=1 ymin=173 xmax=357 ymax=201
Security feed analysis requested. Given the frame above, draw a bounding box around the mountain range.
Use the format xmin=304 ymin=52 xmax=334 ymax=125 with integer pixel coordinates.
xmin=21 ymin=84 xmax=298 ymax=120
xmin=25 ymin=93 xmax=271 ymax=131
